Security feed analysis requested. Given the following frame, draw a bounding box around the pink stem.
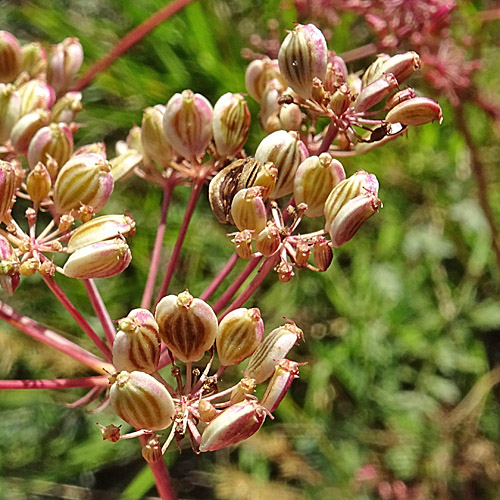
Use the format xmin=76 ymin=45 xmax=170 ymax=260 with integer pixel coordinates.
xmin=200 ymin=252 xmax=239 ymax=301
xmin=212 ymin=255 xmax=262 ymax=314
xmin=41 ymin=274 xmax=113 ymax=361
xmin=219 ymin=254 xmax=279 ymax=320
xmin=314 ymin=119 xmax=339 ymax=155
xmin=0 ymin=376 xmax=109 ymax=390
xmin=139 ymin=435 xmax=178 ymax=500
xmin=155 ymin=176 xmax=205 ymax=306
xmin=0 ymin=300 xmax=114 ymax=374
xmin=340 ymin=42 xmax=378 ymax=63
xmin=141 ymin=179 xmax=176 ymax=309
xmin=72 ymin=0 xmax=196 ymax=91
xmin=83 ymin=279 xmax=116 ymax=347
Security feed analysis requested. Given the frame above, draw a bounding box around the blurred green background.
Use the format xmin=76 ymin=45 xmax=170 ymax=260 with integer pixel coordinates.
xmin=1 ymin=0 xmax=500 ymax=498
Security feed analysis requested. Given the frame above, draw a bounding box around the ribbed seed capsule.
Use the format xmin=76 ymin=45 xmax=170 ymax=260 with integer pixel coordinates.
xmin=244 ymin=323 xmax=303 ymax=384
xmin=10 ymin=109 xmax=50 ymax=155
xmin=51 ymin=91 xmax=83 ymax=123
xmin=154 ymin=291 xmax=218 ymax=363
xmin=386 ymin=97 xmax=443 ymax=126
xmin=232 ymin=230 xmax=253 ymax=260
xmin=198 ymin=399 xmax=217 ymax=422
xmin=141 ymin=105 xmax=172 ymax=169
xmin=279 ymin=102 xmax=303 ymax=131
xmin=259 ymin=79 xmax=282 ymax=134
xmin=231 ymin=187 xmax=267 ymax=234
xmin=294 ymin=153 xmax=346 ymax=217
xmin=245 ymin=58 xmax=284 ymax=102
xmin=109 ymin=371 xmax=175 ymax=431
xmin=255 ymin=130 xmax=308 ymax=199
xmin=53 ymin=153 xmax=114 ymax=215
xmin=0 ymin=161 xmax=16 ymax=222
xmin=63 ymin=238 xmax=132 ymax=279
xmin=217 ymin=308 xmax=264 ymax=366
xmin=18 ymin=79 xmax=55 ymax=116
xmin=199 ymin=400 xmax=267 ymax=452
xmin=26 ymin=163 xmax=51 ymax=204
xmin=380 ymin=51 xmax=421 ymax=84
xmin=361 ymin=54 xmax=390 ymax=88
xmin=0 ymin=31 xmax=21 ymax=83
xmin=21 ymin=42 xmax=47 ymax=78
xmin=112 ymin=309 xmax=161 ymax=374
xmin=329 ymin=83 xmax=351 ymax=117
xmin=0 ymin=234 xmax=20 ymax=296
xmin=67 ymin=214 xmax=135 ymax=253
xmin=354 ymin=73 xmax=399 ymax=113
xmin=385 ymin=88 xmax=417 ymax=111
xmin=47 ymin=38 xmax=83 ymax=94
xmin=213 ymin=93 xmax=251 ymax=157
xmin=255 ymin=222 xmax=281 ymax=257
xmin=261 ymin=359 xmax=301 ymax=412
xmin=0 ymin=84 xmax=20 ymax=143
xmin=278 ymin=24 xmax=328 ymax=100
xmin=313 ymin=236 xmax=333 ymax=271
xmin=230 ymin=377 xmax=257 ymax=404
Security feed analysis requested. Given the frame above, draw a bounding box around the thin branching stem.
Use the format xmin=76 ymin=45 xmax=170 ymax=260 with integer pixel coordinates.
xmin=0 ymin=376 xmax=109 ymax=390
xmin=200 ymin=252 xmax=239 ymax=301
xmin=83 ymin=279 xmax=116 ymax=347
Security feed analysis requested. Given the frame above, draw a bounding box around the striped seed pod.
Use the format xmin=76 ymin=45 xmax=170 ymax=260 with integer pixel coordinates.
xmin=112 ymin=309 xmax=161 ymax=374
xmin=0 ymin=31 xmax=21 ymax=83
xmin=244 ymin=322 xmax=303 ymax=384
xmin=354 ymin=73 xmax=399 ymax=113
xmin=230 ymin=186 xmax=267 ymax=235
xmin=255 ymin=222 xmax=281 ymax=257
xmin=51 ymin=91 xmax=83 ymax=123
xmin=0 ymin=161 xmax=16 ymax=222
xmin=261 ymin=359 xmax=301 ymax=412
xmin=47 ymin=37 xmax=83 ymax=94
xmin=386 ymin=97 xmax=443 ymax=126
xmin=10 ymin=109 xmax=50 ymax=156
xmin=18 ymin=79 xmax=55 ymax=116
xmin=26 ymin=162 xmax=51 ymax=204
xmin=155 ymin=291 xmax=218 ymax=363
xmin=245 ymin=58 xmax=284 ymax=102
xmin=20 ymin=42 xmax=47 ymax=78
xmin=0 ymin=84 xmax=20 ymax=143
xmin=141 ymin=105 xmax=172 ymax=169
xmin=109 ymin=371 xmax=175 ymax=431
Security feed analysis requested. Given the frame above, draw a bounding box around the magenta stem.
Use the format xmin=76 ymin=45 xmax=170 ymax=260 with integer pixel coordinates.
xmin=340 ymin=42 xmax=378 ymax=63
xmin=72 ymin=0 xmax=196 ymax=91
xmin=315 ymin=119 xmax=339 ymax=155
xmin=212 ymin=255 xmax=262 ymax=314
xmin=155 ymin=176 xmax=205 ymax=306
xmin=83 ymin=279 xmax=116 ymax=347
xmin=141 ymin=178 xmax=176 ymax=310
xmin=0 ymin=300 xmax=114 ymax=374
xmin=0 ymin=376 xmax=109 ymax=390
xmin=219 ymin=254 xmax=280 ymax=320
xmin=200 ymin=252 xmax=239 ymax=301
xmin=41 ymin=274 xmax=113 ymax=361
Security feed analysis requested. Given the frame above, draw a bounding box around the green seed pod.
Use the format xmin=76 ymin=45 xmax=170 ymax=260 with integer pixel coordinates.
xmin=230 ymin=187 xmax=267 ymax=235
xmin=141 ymin=105 xmax=172 ymax=169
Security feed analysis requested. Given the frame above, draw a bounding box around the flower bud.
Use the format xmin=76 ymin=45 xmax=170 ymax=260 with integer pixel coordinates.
xmin=51 ymin=91 xmax=83 ymax=123
xmin=109 ymin=371 xmax=175 ymax=431
xmin=27 ymin=122 xmax=74 ymax=174
xmin=232 ymin=230 xmax=253 ymax=259
xmin=230 ymin=377 xmax=256 ymax=404
xmin=0 ymin=161 xmax=16 ymax=222
xmin=155 ymin=291 xmax=218 ymax=363
xmin=163 ymin=89 xmax=213 ymax=160
xmin=231 ymin=187 xmax=267 ymax=234
xmin=10 ymin=109 xmax=50 ymax=156
xmin=245 ymin=58 xmax=284 ymax=102
xmin=213 ymin=93 xmax=251 ymax=157
xmin=113 ymin=309 xmax=161 ymax=373
xmin=386 ymin=97 xmax=443 ymax=126
xmin=47 ymin=38 xmax=83 ymax=94
xmin=278 ymin=24 xmax=328 ymax=100
xmin=26 ymin=163 xmax=51 ymax=204
xmin=294 ymin=153 xmax=345 ymax=217
xmin=67 ymin=214 xmax=135 ymax=253
xmin=198 ymin=399 xmax=217 ymax=422
xmin=53 ymin=154 xmax=114 ymax=215
xmin=279 ymin=102 xmax=303 ymax=131
xmin=199 ymin=400 xmax=267 ymax=452
xmin=140 ymin=105 xmax=172 ymax=170
xmin=0 ymin=31 xmax=21 ymax=83
xmin=21 ymin=42 xmax=47 ymax=78
xmin=0 ymin=84 xmax=20 ymax=142
xmin=217 ymin=308 xmax=264 ymax=366
xmin=255 ymin=222 xmax=281 ymax=257
xmin=18 ymin=79 xmax=55 ymax=116
xmin=380 ymin=51 xmax=421 ymax=85
xmin=255 ymin=130 xmax=308 ymax=199
xmin=354 ymin=73 xmax=399 ymax=113
xmin=313 ymin=236 xmax=333 ymax=271
xmin=261 ymin=359 xmax=301 ymax=412
xmin=0 ymin=234 xmax=20 ymax=295
xmin=63 ymin=238 xmax=132 ymax=279
xmin=244 ymin=322 xmax=303 ymax=383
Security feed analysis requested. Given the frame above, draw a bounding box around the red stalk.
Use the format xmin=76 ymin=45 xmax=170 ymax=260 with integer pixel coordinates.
xmin=0 ymin=376 xmax=108 ymax=390
xmin=83 ymin=278 xmax=116 ymax=347
xmin=200 ymin=252 xmax=239 ymax=301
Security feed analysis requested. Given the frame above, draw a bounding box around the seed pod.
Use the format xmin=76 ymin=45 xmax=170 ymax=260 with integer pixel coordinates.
xmin=279 ymin=102 xmax=303 ymax=131
xmin=244 ymin=322 xmax=303 ymax=384
xmin=47 ymin=38 xmax=83 ymax=94
xmin=109 ymin=371 xmax=175 ymax=431
xmin=0 ymin=234 xmax=20 ymax=296
xmin=67 ymin=214 xmax=135 ymax=253
xmin=27 ymin=122 xmax=74 ymax=174
xmin=255 ymin=222 xmax=281 ymax=257
xmin=0 ymin=84 xmax=20 ymax=143
xmin=261 ymin=359 xmax=301 ymax=412
xmin=294 ymin=153 xmax=346 ymax=217
xmin=217 ymin=308 xmax=264 ymax=366
xmin=386 ymin=97 xmax=443 ymax=126
xmin=313 ymin=236 xmax=333 ymax=271
xmin=26 ymin=163 xmax=51 ymax=204
xmin=277 ymin=261 xmax=294 ymax=282
xmin=255 ymin=130 xmax=308 ymax=199
xmin=295 ymin=241 xmax=311 ymax=267
xmin=380 ymin=51 xmax=421 ymax=85
xmin=324 ymin=57 xmax=348 ymax=92
xmin=278 ymin=24 xmax=328 ymax=100
xmin=53 ymin=153 xmax=114 ymax=215
xmin=21 ymin=42 xmax=47 ymax=78
xmin=63 ymin=238 xmax=132 ymax=279
xmin=361 ymin=53 xmax=390 ymax=88
xmin=384 ymin=88 xmax=417 ymax=111
xmin=259 ymin=79 xmax=282 ymax=134
xmin=51 ymin=91 xmax=83 ymax=123
xmin=329 ymin=83 xmax=351 ymax=117
xmin=209 ymin=158 xmax=277 ymax=225
xmin=245 ymin=58 xmax=284 ymax=102
xmin=213 ymin=92 xmax=251 ymax=157
xmin=18 ymin=79 xmax=55 ymax=116
xmin=199 ymin=400 xmax=267 ymax=452
xmin=0 ymin=161 xmax=16 ymax=222
xmin=141 ymin=105 xmax=172 ymax=169
xmin=198 ymin=399 xmax=217 ymax=423
xmin=112 ymin=309 xmax=161 ymax=373
xmin=354 ymin=73 xmax=399 ymax=113
xmin=231 ymin=187 xmax=267 ymax=234
xmin=230 ymin=377 xmax=257 ymax=404
xmin=163 ymin=89 xmax=213 ymax=160
xmin=10 ymin=109 xmax=50 ymax=156
xmin=109 ymin=150 xmax=142 ymax=182
xmin=155 ymin=291 xmax=218 ymax=363
xmin=142 ymin=436 xmax=162 ymax=463
xmin=0 ymin=31 xmax=21 ymax=83
xmin=232 ymin=230 xmax=253 ymax=260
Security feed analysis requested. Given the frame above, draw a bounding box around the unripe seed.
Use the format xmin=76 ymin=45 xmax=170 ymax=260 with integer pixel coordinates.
xmin=385 ymin=88 xmax=417 ymax=111
xmin=231 ymin=187 xmax=267 ymax=234
xmin=0 ymin=84 xmax=20 ymax=143
xmin=141 ymin=105 xmax=172 ymax=169
xmin=354 ymin=73 xmax=399 ymax=113
xmin=230 ymin=377 xmax=257 ymax=404
xmin=380 ymin=51 xmax=421 ymax=84
xmin=279 ymin=102 xmax=303 ymax=131
xmin=142 ymin=436 xmax=162 ymax=463
xmin=0 ymin=31 xmax=21 ymax=83
xmin=109 ymin=371 xmax=175 ymax=431
xmin=21 ymin=42 xmax=47 ymax=78
xmin=10 ymin=109 xmax=50 ymax=156
xmin=232 ymin=230 xmax=253 ymax=260
xmin=217 ymin=307 xmax=264 ymax=366
xmin=0 ymin=161 xmax=16 ymax=222
xmin=361 ymin=53 xmax=390 ymax=88
xmin=255 ymin=222 xmax=281 ymax=257
xmin=278 ymin=261 xmax=294 ymax=282
xmin=51 ymin=91 xmax=83 ymax=123
xmin=313 ymin=236 xmax=333 ymax=271
xmin=155 ymin=291 xmax=218 ymax=363
xmin=47 ymin=37 xmax=83 ymax=94
xmin=26 ymin=163 xmax=51 ymax=204
xmin=259 ymin=80 xmax=282 ymax=134
xmin=261 ymin=359 xmax=301 ymax=412
xmin=329 ymin=83 xmax=351 ymax=116
xmin=18 ymin=79 xmax=55 ymax=116
xmin=385 ymin=97 xmax=443 ymax=126
xmin=245 ymin=58 xmax=284 ymax=102
xmin=198 ymin=399 xmax=217 ymax=422
xmin=295 ymin=241 xmax=311 ymax=267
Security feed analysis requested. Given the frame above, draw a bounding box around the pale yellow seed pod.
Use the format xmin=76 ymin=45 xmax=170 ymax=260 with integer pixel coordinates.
xmin=231 ymin=187 xmax=267 ymax=235
xmin=198 ymin=399 xmax=217 ymax=423
xmin=26 ymin=162 xmax=51 ymax=204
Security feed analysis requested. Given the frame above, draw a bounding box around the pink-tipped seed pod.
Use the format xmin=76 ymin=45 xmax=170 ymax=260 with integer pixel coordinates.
xmin=10 ymin=109 xmax=50 ymax=156
xmin=216 ymin=308 xmax=264 ymax=366
xmin=112 ymin=309 xmax=161 ymax=374
xmin=0 ymin=161 xmax=16 ymax=223
xmin=141 ymin=105 xmax=172 ymax=170
xmin=255 ymin=221 xmax=281 ymax=257
xmin=51 ymin=91 xmax=83 ymax=123
xmin=18 ymin=79 xmax=55 ymax=116
xmin=155 ymin=291 xmax=218 ymax=363
xmin=230 ymin=186 xmax=267 ymax=235
xmin=21 ymin=42 xmax=47 ymax=78
xmin=261 ymin=359 xmax=301 ymax=412
xmin=47 ymin=37 xmax=84 ymax=94
xmin=26 ymin=163 xmax=51 ymax=204
xmin=109 ymin=371 xmax=175 ymax=431
xmin=354 ymin=73 xmax=399 ymax=113
xmin=0 ymin=31 xmax=21 ymax=83
xmin=245 ymin=58 xmax=284 ymax=102
xmin=386 ymin=97 xmax=443 ymax=126
xmin=0 ymin=84 xmax=20 ymax=143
